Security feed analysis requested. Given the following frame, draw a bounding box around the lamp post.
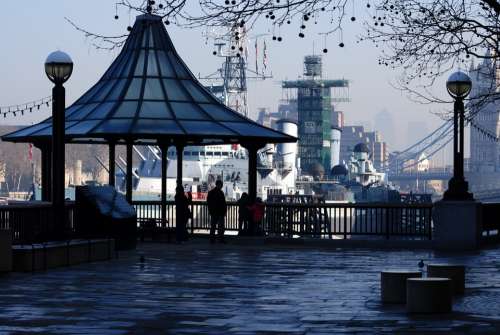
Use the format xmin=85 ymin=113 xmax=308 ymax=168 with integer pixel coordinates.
xmin=443 ymin=71 xmax=473 ymax=201
xmin=45 ymin=51 xmax=73 ymax=236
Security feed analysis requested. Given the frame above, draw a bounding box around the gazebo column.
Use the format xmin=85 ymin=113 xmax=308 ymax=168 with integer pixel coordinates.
xmin=175 ymin=142 xmax=185 ymax=238
xmin=243 ymin=142 xmax=264 ymax=202
xmin=160 ymin=142 xmax=169 ymax=228
xmin=35 ymin=142 xmax=52 ymax=201
xmin=108 ymin=142 xmax=116 ymax=187
xmin=126 ymin=143 xmax=133 ymax=203
xmin=175 ymin=142 xmax=185 ymax=188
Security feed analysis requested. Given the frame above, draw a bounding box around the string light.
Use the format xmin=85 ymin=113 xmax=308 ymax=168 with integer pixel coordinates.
xmin=0 ymin=96 xmax=52 ymax=119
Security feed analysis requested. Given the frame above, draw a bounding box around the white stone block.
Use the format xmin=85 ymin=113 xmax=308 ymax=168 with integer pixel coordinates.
xmin=407 ymin=277 xmax=453 ymax=313
xmin=428 ymin=264 xmax=465 ymax=295
xmin=381 ymin=270 xmax=422 ymax=303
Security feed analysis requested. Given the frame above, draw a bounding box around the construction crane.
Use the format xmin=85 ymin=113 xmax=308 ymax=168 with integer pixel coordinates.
xmin=199 ymin=26 xmax=272 ymax=117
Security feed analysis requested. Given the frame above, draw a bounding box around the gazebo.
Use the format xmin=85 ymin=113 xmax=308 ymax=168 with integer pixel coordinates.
xmin=2 ymin=13 xmax=296 ymax=224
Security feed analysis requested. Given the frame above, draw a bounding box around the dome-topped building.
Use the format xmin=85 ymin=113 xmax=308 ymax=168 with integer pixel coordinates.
xmin=331 ymin=164 xmax=348 ymax=176
xmin=353 ymin=143 xmax=370 ymax=153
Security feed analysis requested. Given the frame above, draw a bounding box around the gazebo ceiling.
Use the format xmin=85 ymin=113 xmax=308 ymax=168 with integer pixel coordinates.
xmin=3 ymin=14 xmax=295 ymax=146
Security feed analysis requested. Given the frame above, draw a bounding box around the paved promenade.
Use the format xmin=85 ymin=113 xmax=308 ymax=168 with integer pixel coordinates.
xmin=1 ymin=240 xmax=500 ymax=334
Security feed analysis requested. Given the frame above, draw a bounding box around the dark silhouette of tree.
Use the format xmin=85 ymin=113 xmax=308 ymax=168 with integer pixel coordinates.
xmin=69 ymin=0 xmax=499 ymax=107
xmin=364 ymin=0 xmax=499 ymax=107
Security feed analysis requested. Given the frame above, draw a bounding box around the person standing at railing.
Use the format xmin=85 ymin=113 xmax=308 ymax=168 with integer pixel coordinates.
xmin=237 ymin=192 xmax=250 ymax=235
xmin=175 ymin=186 xmax=190 ymax=243
xmin=207 ymin=180 xmax=227 ymax=244
xmin=248 ymin=197 xmax=265 ymax=236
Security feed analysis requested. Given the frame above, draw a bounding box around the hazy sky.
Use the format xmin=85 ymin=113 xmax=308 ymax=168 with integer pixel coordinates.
xmin=0 ymin=1 xmax=457 ymax=155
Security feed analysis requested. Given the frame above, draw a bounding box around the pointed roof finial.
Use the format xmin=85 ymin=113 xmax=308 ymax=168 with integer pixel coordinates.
xmin=146 ymin=0 xmax=153 ymax=14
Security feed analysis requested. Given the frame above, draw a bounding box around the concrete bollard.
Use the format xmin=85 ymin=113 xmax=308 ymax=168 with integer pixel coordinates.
xmin=427 ymin=264 xmax=465 ymax=295
xmin=407 ymin=277 xmax=453 ymax=313
xmin=381 ymin=270 xmax=422 ymax=303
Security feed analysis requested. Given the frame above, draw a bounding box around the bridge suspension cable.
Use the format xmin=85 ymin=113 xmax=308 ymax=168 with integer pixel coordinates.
xmin=387 ymin=120 xmax=453 ymax=172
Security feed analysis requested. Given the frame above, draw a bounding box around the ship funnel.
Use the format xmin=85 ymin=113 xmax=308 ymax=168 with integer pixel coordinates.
xmin=264 ymin=143 xmax=275 ymax=167
xmin=276 ymin=119 xmax=298 ymax=170
xmin=330 ymin=126 xmax=342 ymax=168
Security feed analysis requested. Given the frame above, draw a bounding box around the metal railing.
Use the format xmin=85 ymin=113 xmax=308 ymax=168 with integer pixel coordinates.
xmin=0 ymin=200 xmax=433 ymax=244
xmin=6 ymin=199 xmax=500 ymax=244
xmin=132 ymin=201 xmax=433 ymax=240
xmin=0 ymin=202 xmax=75 ymax=245
xmin=133 ymin=201 xmax=240 ymax=234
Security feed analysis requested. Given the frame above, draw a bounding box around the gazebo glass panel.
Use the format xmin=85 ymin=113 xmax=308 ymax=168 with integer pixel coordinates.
xmin=92 ymin=80 xmax=116 ymax=102
xmin=66 ymin=120 xmax=100 ymax=135
xmin=107 ymin=79 xmax=127 ymax=100
xmin=170 ymin=102 xmax=209 ymax=120
xmin=162 ymin=79 xmax=189 ymax=101
xmin=93 ymin=119 xmax=133 ymax=133
xmin=198 ymin=104 xmax=241 ymax=121
xmin=104 ymin=52 xmax=127 ymax=79
xmin=86 ymin=102 xmax=115 ymax=119
xmin=68 ymin=103 xmax=99 ymax=121
xmin=134 ymin=50 xmax=146 ymax=76
xmin=77 ymin=81 xmax=105 ymax=104
xmin=65 ymin=105 xmax=84 ymax=118
xmin=142 ymin=27 xmax=150 ymax=48
xmin=222 ymin=122 xmax=282 ymax=137
xmin=179 ymin=121 xmax=236 ymax=135
xmin=167 ymin=52 xmax=189 ymax=78
xmin=7 ymin=123 xmax=51 ymax=138
xmin=143 ymin=78 xmax=164 ymax=100
xmin=147 ymin=51 xmax=159 ymax=76
xmin=139 ymin=101 xmax=172 ymax=118
xmin=113 ymin=101 xmax=139 ymax=118
xmin=119 ymin=53 xmax=135 ymax=78
xmin=133 ymin=119 xmax=184 ymax=134
xmin=64 ymin=121 xmax=78 ymax=130
xmin=148 ymin=29 xmax=155 ymax=48
xmin=36 ymin=125 xmax=65 ymax=136
xmin=125 ymin=78 xmax=143 ymax=99
xmin=181 ymin=80 xmax=210 ymax=103
xmin=157 ymin=50 xmax=175 ymax=77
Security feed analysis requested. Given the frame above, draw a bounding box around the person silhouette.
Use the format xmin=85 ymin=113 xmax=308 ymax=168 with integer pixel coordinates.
xmin=207 ymin=180 xmax=227 ymax=243
xmin=175 ymin=185 xmax=190 ymax=242
xmin=237 ymin=192 xmax=250 ymax=235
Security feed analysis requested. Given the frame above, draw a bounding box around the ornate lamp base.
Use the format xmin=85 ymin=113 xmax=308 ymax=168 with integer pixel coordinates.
xmin=443 ymin=177 xmax=474 ymax=201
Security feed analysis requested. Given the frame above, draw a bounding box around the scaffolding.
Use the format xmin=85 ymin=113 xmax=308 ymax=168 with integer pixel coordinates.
xmin=282 ymin=55 xmax=349 ymax=174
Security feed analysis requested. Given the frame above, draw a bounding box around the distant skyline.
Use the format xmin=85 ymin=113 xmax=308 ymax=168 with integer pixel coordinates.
xmin=374 ymin=110 xmax=395 ymax=148
xmin=0 ymin=1 xmax=453 ymax=154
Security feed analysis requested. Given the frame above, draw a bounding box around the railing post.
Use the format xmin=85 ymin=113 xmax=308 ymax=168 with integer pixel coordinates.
xmin=190 ymin=203 xmax=195 ymax=235
xmin=385 ymin=207 xmax=390 ymax=240
xmin=428 ymin=207 xmax=433 ymax=240
xmin=343 ymin=207 xmax=347 ymax=240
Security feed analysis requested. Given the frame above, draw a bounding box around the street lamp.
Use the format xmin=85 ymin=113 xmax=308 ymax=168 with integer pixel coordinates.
xmin=45 ymin=51 xmax=73 ymax=237
xmin=443 ymin=71 xmax=473 ymax=201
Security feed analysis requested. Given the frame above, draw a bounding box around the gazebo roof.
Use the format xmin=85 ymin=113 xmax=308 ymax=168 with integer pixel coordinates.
xmin=3 ymin=14 xmax=295 ymax=146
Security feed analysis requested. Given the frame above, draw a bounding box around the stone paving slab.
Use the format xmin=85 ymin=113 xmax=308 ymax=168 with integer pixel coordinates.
xmin=1 ymin=240 xmax=500 ymax=334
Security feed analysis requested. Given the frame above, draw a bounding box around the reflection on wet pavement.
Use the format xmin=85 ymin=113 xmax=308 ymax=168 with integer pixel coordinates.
xmin=1 ymin=241 xmax=500 ymax=334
